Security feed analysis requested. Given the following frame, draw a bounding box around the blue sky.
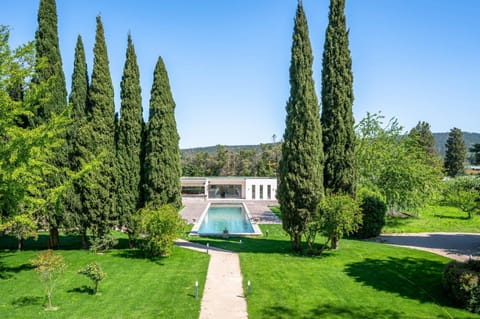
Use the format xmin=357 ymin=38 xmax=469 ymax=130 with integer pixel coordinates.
xmin=1 ymin=1 xmax=479 ymax=148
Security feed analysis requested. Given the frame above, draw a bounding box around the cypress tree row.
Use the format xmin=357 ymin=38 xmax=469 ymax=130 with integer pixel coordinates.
xmin=143 ymin=57 xmax=182 ymax=210
xmin=278 ymin=2 xmax=324 ymax=252
xmin=83 ymin=16 xmax=117 ymax=241
xmin=35 ymin=0 xmax=67 ymax=119
xmin=65 ymin=35 xmax=90 ymax=248
xmin=444 ymin=127 xmax=466 ymax=177
xmin=321 ymin=0 xmax=356 ymax=197
xmin=34 ymin=0 xmax=68 ymax=248
xmin=117 ymin=34 xmax=143 ymax=247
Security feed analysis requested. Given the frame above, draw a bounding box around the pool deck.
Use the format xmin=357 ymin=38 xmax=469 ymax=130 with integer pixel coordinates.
xmin=180 ymin=198 xmax=281 ymax=225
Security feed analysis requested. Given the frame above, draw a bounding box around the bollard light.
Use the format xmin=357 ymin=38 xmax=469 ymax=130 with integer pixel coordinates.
xmin=195 ymin=281 xmax=199 ymax=300
xmin=206 ymin=243 xmax=209 ymax=254
xmin=239 ymin=239 xmax=242 ymax=245
xmin=266 ymin=229 xmax=269 ymax=238
xmin=247 ymin=280 xmax=251 ymax=296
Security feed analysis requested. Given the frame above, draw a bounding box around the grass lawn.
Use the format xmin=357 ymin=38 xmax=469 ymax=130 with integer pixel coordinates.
xmin=191 ymin=225 xmax=480 ymax=319
xmin=0 ymin=233 xmax=209 ymax=319
xmin=383 ymin=205 xmax=480 ymax=233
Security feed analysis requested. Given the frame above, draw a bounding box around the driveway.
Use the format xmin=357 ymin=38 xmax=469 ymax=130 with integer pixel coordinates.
xmin=376 ymin=232 xmax=480 ymax=262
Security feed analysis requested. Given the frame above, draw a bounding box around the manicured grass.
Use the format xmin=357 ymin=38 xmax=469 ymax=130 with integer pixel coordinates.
xmin=192 ymin=225 xmax=480 ymax=319
xmin=384 ymin=205 xmax=480 ymax=233
xmin=0 ymin=233 xmax=209 ymax=319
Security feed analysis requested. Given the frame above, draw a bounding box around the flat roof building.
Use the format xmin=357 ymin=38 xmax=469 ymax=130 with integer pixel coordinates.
xmin=181 ymin=177 xmax=277 ymax=201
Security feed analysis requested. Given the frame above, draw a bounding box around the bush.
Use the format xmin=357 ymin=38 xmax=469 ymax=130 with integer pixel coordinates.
xmin=355 ymin=195 xmax=387 ymax=239
xmin=138 ymin=204 xmax=186 ymax=257
xmin=89 ymin=233 xmax=118 ymax=253
xmin=78 ymin=262 xmax=106 ymax=295
xmin=443 ymin=260 xmax=480 ymax=313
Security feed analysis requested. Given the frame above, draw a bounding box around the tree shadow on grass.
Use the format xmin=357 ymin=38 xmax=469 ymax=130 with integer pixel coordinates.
xmin=67 ymin=285 xmax=94 ymax=295
xmin=113 ymin=249 xmax=165 ymax=266
xmin=0 ymin=262 xmax=34 ymax=280
xmin=344 ymin=256 xmax=451 ymax=306
xmin=433 ymin=214 xmax=469 ymax=220
xmin=261 ymin=304 xmax=410 ymax=319
xmin=11 ymin=296 xmax=43 ymax=307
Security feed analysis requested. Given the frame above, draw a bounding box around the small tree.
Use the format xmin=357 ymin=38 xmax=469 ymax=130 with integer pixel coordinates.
xmin=78 ymin=262 xmax=106 ymax=295
xmin=1 ymin=214 xmax=37 ymax=251
xmin=318 ymin=194 xmax=362 ymax=249
xmin=31 ymin=250 xmax=66 ymax=310
xmin=442 ymin=177 xmax=480 ymax=219
xmin=138 ymin=204 xmax=185 ymax=257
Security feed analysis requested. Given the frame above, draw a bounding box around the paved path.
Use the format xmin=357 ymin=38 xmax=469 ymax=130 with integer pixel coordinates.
xmin=175 ymin=239 xmax=248 ymax=319
xmin=375 ymin=232 xmax=480 ymax=261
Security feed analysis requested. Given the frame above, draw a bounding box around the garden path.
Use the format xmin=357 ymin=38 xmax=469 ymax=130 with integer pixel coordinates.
xmin=175 ymin=239 xmax=248 ymax=319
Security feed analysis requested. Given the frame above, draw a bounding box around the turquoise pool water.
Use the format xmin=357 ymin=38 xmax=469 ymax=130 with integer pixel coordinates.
xmin=198 ymin=205 xmax=254 ymax=235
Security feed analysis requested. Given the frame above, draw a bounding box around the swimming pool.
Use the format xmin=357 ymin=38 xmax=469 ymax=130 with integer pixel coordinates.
xmin=191 ymin=203 xmax=262 ymax=236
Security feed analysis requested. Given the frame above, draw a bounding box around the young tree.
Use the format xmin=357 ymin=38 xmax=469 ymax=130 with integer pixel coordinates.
xmin=116 ymin=34 xmax=143 ymax=247
xmin=83 ymin=16 xmax=117 ymax=241
xmin=77 ymin=262 xmax=106 ymax=295
xmin=31 ymin=250 xmax=66 ymax=310
xmin=64 ymin=35 xmax=90 ymax=248
xmin=278 ymin=2 xmax=324 ymax=252
xmin=35 ymin=0 xmax=68 ymax=248
xmin=321 ymin=0 xmax=356 ymax=197
xmin=143 ymin=57 xmax=182 ymax=210
xmin=444 ymin=127 xmax=466 ymax=177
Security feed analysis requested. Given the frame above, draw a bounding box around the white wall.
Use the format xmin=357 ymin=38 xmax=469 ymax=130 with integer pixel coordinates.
xmin=245 ymin=178 xmax=277 ymax=200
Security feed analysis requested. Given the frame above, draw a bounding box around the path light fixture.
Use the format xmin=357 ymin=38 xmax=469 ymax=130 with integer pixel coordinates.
xmin=206 ymin=243 xmax=209 ymax=254
xmin=266 ymin=229 xmax=269 ymax=238
xmin=239 ymin=239 xmax=242 ymax=245
xmin=195 ymin=281 xmax=199 ymax=300
xmin=247 ymin=280 xmax=251 ymax=296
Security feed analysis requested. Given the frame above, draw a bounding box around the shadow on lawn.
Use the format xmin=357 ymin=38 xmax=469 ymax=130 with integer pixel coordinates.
xmin=261 ymin=304 xmax=412 ymax=319
xmin=68 ymin=285 xmax=95 ymax=295
xmin=0 ymin=261 xmax=34 ymax=280
xmin=11 ymin=296 xmax=43 ymax=307
xmin=345 ymin=256 xmax=451 ymax=306
xmin=433 ymin=214 xmax=470 ymax=220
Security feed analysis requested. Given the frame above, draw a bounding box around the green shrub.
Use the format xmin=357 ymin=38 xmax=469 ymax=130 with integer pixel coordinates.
xmin=443 ymin=260 xmax=480 ymax=313
xmin=355 ymin=195 xmax=387 ymax=239
xmin=89 ymin=233 xmax=118 ymax=253
xmin=78 ymin=262 xmax=106 ymax=295
xmin=138 ymin=204 xmax=186 ymax=257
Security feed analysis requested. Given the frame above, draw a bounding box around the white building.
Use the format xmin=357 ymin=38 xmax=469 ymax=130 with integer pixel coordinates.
xmin=181 ymin=177 xmax=277 ymax=200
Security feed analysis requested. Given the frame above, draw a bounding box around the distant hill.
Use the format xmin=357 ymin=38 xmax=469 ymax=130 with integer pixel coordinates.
xmin=181 ymin=132 xmax=480 ymax=158
xmin=433 ymin=132 xmax=480 ymax=157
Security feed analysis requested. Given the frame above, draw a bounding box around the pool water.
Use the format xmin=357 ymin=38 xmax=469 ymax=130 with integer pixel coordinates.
xmin=198 ymin=205 xmax=254 ymax=235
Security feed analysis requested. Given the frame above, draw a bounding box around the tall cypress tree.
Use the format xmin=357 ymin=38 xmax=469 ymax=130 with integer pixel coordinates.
xmin=35 ymin=0 xmax=68 ymax=248
xmin=83 ymin=16 xmax=116 ymax=241
xmin=143 ymin=57 xmax=182 ymax=210
xmin=35 ymin=0 xmax=67 ymax=119
xmin=117 ymin=34 xmax=143 ymax=247
xmin=278 ymin=2 xmax=324 ymax=252
xmin=65 ymin=35 xmax=90 ymax=248
xmin=444 ymin=127 xmax=466 ymax=177
xmin=321 ymin=0 xmax=356 ymax=196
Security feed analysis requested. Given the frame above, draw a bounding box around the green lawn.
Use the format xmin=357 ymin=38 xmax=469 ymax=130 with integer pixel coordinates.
xmin=191 ymin=225 xmax=480 ymax=319
xmin=0 ymin=234 xmax=209 ymax=319
xmin=383 ymin=205 xmax=480 ymax=233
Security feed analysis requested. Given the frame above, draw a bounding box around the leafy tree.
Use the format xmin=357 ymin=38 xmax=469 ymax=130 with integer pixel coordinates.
xmin=469 ymin=144 xmax=480 ymax=165
xmin=409 ymin=121 xmax=441 ymax=167
xmin=116 ymin=34 xmax=143 ymax=247
xmin=356 ymin=113 xmax=442 ymax=213
xmin=0 ymin=27 xmax=69 ymax=249
xmin=143 ymin=57 xmax=182 ymax=209
xmin=321 ymin=0 xmax=356 ymax=197
xmin=78 ymin=262 xmax=106 ymax=295
xmin=1 ymin=214 xmax=38 ymax=251
xmin=83 ymin=16 xmax=117 ymax=241
xmin=442 ymin=177 xmax=480 ymax=219
xmin=137 ymin=204 xmax=186 ymax=257
xmin=318 ymin=194 xmax=362 ymax=249
xmin=278 ymin=2 xmax=324 ymax=252
xmin=444 ymin=128 xmax=466 ymax=177
xmin=31 ymin=250 xmax=66 ymax=310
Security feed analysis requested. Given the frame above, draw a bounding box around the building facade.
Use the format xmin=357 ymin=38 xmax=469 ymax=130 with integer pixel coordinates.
xmin=181 ymin=177 xmax=277 ymax=200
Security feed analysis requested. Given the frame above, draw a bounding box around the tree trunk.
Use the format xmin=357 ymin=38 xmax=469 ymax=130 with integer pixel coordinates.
xmin=128 ymin=232 xmax=135 ymax=249
xmin=331 ymin=235 xmax=339 ymax=249
xmin=18 ymin=237 xmax=24 ymax=251
xmin=81 ymin=229 xmax=88 ymax=249
xmin=49 ymin=227 xmax=60 ymax=249
xmin=292 ymin=233 xmax=302 ymax=252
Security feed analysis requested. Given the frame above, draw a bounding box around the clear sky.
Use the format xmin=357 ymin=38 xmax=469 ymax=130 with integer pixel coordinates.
xmin=1 ymin=0 xmax=479 ymax=148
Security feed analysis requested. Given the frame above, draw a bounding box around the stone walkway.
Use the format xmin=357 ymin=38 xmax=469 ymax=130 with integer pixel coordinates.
xmin=175 ymin=239 xmax=248 ymax=319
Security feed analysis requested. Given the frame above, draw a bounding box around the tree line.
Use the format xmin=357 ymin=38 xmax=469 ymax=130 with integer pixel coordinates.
xmin=0 ymin=0 xmax=182 ymax=252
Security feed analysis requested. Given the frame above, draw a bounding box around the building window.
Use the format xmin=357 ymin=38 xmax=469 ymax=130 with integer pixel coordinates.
xmin=181 ymin=186 xmax=205 ymax=196
xmin=252 ymin=185 xmax=256 ymax=199
xmin=259 ymin=185 xmax=263 ymax=199
xmin=267 ymin=185 xmax=271 ymax=199
xmin=208 ymin=185 xmax=242 ymax=199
